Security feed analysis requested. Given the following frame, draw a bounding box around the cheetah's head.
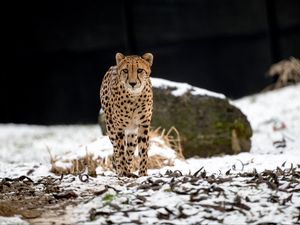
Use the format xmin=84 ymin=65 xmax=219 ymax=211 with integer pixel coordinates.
xmin=115 ymin=53 xmax=153 ymax=94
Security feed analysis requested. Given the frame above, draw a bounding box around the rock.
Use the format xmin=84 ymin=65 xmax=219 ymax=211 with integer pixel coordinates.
xmin=99 ymin=78 xmax=252 ymax=158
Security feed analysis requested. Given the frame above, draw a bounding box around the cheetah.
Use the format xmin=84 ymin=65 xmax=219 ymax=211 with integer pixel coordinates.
xmin=100 ymin=53 xmax=154 ymax=177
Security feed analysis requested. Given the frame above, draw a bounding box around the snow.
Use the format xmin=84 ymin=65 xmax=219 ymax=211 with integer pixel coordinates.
xmin=51 ymin=134 xmax=176 ymax=166
xmin=1 ymin=83 xmax=300 ymax=224
xmin=232 ymin=84 xmax=300 ymax=156
xmin=151 ymin=77 xmax=225 ymax=99
xmin=0 ymin=216 xmax=28 ymax=225
xmin=148 ymin=137 xmax=176 ymax=159
xmin=0 ymin=124 xmax=101 ymax=164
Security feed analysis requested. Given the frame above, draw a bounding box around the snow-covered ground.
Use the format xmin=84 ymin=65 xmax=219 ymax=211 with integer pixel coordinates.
xmin=0 ymin=81 xmax=300 ymax=224
xmin=151 ymin=77 xmax=225 ymax=99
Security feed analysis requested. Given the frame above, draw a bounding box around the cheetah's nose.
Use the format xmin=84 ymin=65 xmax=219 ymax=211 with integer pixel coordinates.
xmin=129 ymin=81 xmax=137 ymax=88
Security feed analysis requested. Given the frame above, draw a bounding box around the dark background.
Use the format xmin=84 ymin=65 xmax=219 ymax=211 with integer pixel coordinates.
xmin=3 ymin=0 xmax=300 ymax=124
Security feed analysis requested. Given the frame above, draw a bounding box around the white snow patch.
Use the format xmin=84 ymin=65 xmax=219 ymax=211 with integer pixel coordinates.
xmin=232 ymin=83 xmax=300 ymax=156
xmin=151 ymin=77 xmax=225 ymax=99
xmin=0 ymin=216 xmax=29 ymax=225
xmin=0 ymin=124 xmax=101 ymax=164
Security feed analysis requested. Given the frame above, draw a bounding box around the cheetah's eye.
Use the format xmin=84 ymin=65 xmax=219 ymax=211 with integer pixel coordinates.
xmin=137 ymin=68 xmax=143 ymax=73
xmin=122 ymin=69 xmax=128 ymax=73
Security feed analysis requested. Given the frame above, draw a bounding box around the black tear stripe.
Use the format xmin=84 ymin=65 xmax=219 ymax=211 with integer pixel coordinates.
xmin=131 ymin=61 xmax=134 ymax=78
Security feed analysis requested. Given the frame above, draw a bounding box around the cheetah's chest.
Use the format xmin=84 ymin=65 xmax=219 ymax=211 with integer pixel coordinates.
xmin=111 ymin=88 xmax=152 ymax=131
xmin=113 ymin=97 xmax=145 ymax=122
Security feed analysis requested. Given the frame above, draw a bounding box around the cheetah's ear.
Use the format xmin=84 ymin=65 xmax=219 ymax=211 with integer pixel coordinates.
xmin=142 ymin=53 xmax=153 ymax=66
xmin=116 ymin=53 xmax=125 ymax=65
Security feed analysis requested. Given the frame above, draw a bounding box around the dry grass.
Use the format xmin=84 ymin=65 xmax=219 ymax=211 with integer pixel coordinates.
xmin=149 ymin=126 xmax=184 ymax=160
xmin=49 ymin=149 xmax=99 ymax=177
xmin=231 ymin=129 xmax=241 ymax=154
xmin=50 ymin=127 xmax=184 ymax=177
xmin=264 ymin=57 xmax=300 ymax=91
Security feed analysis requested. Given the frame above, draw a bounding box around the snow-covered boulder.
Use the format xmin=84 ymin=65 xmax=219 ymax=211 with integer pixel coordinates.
xmin=99 ymin=78 xmax=252 ymax=158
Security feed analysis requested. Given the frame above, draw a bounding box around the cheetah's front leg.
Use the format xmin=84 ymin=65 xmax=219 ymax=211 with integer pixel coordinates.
xmin=115 ymin=131 xmax=127 ymax=176
xmin=125 ymin=134 xmax=138 ymax=175
xmin=138 ymin=126 xmax=150 ymax=176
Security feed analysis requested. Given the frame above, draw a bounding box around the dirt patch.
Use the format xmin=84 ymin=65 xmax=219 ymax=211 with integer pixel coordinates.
xmin=0 ymin=175 xmax=85 ymax=223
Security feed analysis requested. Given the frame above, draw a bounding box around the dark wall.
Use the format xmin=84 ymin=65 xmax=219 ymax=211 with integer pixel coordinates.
xmin=3 ymin=0 xmax=300 ymax=124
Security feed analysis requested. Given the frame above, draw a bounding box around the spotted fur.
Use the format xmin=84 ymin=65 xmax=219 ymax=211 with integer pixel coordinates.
xmin=100 ymin=53 xmax=154 ymax=177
